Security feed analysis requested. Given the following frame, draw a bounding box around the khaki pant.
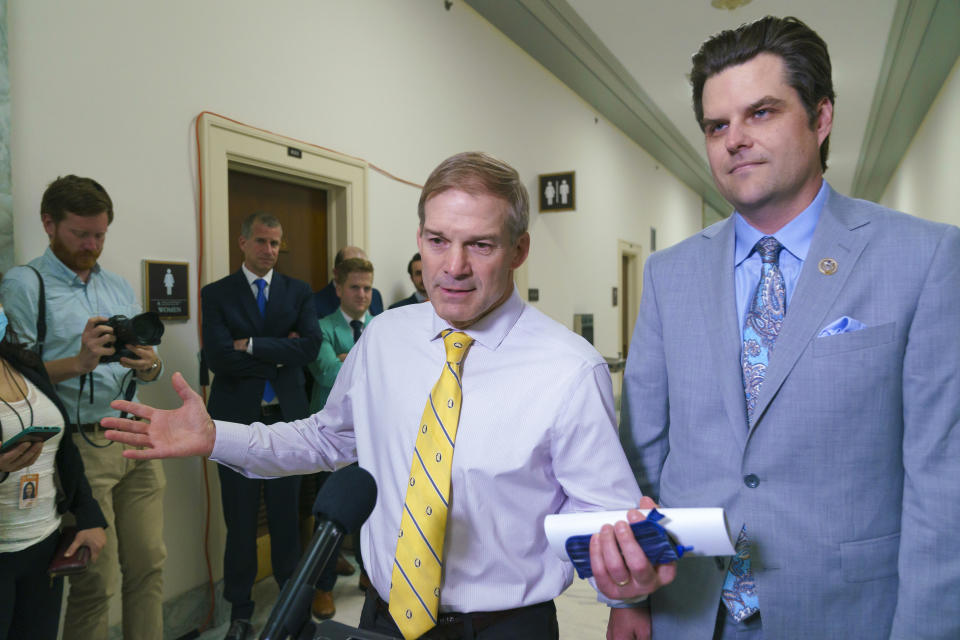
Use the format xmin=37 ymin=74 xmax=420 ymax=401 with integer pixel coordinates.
xmin=63 ymin=432 xmax=167 ymax=640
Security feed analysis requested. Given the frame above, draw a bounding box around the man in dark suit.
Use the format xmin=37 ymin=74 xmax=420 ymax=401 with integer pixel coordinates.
xmin=201 ymin=212 xmax=321 ymax=640
xmin=388 ymin=252 xmax=427 ymax=309
xmin=313 ymin=246 xmax=384 ymax=318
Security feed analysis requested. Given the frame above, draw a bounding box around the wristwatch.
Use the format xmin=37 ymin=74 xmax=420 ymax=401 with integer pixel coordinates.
xmin=139 ymin=359 xmax=161 ymax=378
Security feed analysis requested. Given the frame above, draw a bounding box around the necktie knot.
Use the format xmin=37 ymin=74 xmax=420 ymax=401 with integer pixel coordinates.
xmin=442 ymin=330 xmax=473 ymax=364
xmin=756 ymin=236 xmax=783 ymax=264
xmin=350 ymin=319 xmax=364 ymax=342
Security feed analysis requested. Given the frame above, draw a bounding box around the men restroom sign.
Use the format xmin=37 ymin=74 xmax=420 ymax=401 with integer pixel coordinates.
xmin=539 ymin=171 xmax=575 ymax=212
xmin=144 ymin=260 xmax=189 ymax=319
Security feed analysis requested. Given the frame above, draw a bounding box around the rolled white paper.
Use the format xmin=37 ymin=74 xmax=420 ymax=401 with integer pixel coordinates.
xmin=544 ymin=508 xmax=735 ymax=560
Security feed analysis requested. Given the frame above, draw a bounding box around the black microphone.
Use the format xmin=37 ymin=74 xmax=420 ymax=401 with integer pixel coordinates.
xmin=260 ymin=466 xmax=378 ymax=640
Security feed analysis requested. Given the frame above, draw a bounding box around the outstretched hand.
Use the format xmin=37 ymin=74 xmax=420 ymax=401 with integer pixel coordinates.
xmin=590 ymin=496 xmax=677 ymax=600
xmin=102 ymin=372 xmax=216 ymax=460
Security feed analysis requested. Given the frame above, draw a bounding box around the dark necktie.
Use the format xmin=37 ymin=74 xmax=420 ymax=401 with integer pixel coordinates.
xmin=254 ymin=278 xmax=276 ymax=404
xmin=350 ymin=319 xmax=363 ymax=344
xmin=723 ymin=236 xmax=785 ymax=621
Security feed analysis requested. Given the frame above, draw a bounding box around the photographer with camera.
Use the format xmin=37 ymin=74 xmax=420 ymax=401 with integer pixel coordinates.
xmin=0 ymin=175 xmax=166 ymax=640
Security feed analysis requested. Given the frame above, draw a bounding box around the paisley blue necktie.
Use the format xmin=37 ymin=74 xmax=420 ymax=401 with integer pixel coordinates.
xmin=254 ymin=278 xmax=276 ymax=403
xmin=723 ymin=236 xmax=785 ymax=622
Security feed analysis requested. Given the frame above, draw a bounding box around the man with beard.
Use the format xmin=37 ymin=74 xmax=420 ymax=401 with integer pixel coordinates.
xmin=388 ymin=253 xmax=428 ymax=309
xmin=0 ymin=175 xmax=166 ymax=640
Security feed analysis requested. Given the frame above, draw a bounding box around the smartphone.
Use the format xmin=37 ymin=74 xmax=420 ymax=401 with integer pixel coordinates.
xmin=0 ymin=426 xmax=62 ymax=453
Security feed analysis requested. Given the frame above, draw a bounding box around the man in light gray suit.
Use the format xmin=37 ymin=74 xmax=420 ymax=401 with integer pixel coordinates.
xmin=593 ymin=16 xmax=960 ymax=640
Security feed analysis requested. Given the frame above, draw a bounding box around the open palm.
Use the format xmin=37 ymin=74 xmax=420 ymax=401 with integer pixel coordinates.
xmin=102 ymin=372 xmax=217 ymax=460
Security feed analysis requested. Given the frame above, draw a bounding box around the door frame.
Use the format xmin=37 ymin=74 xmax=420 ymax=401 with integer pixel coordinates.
xmin=197 ymin=113 xmax=367 ymax=286
xmin=618 ymin=239 xmax=643 ymax=358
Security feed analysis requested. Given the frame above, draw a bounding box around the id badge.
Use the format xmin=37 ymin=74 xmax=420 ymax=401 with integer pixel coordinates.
xmin=19 ymin=473 xmax=39 ymax=509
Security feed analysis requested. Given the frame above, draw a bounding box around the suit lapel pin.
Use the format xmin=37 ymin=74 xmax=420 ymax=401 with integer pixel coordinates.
xmin=818 ymin=258 xmax=838 ymax=275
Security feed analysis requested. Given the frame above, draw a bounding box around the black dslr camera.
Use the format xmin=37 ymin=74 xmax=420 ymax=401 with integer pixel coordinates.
xmin=98 ymin=312 xmax=165 ymax=363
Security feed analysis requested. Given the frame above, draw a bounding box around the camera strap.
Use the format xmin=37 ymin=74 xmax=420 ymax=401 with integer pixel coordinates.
xmin=119 ymin=376 xmax=136 ymax=420
xmin=76 ymin=372 xmax=112 ymax=448
xmin=25 ymin=266 xmax=46 ymax=358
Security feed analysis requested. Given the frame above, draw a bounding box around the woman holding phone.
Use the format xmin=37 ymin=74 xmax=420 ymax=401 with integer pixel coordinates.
xmin=0 ymin=303 xmax=106 ymax=640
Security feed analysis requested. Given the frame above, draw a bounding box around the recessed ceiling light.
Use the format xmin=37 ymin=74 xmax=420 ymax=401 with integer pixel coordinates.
xmin=711 ymin=0 xmax=753 ymax=9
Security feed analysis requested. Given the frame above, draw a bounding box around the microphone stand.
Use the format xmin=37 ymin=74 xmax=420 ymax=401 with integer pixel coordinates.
xmin=259 ymin=521 xmax=342 ymax=640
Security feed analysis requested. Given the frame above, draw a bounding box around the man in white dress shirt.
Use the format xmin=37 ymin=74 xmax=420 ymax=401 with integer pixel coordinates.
xmin=102 ymin=152 xmax=673 ymax=639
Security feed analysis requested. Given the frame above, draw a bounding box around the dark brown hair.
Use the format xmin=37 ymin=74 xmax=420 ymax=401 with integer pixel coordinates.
xmin=690 ymin=16 xmax=835 ymax=171
xmin=407 ymin=252 xmax=421 ymax=275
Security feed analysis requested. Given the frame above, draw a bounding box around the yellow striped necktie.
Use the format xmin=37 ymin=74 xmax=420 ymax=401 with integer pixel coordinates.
xmin=389 ymin=329 xmax=473 ymax=640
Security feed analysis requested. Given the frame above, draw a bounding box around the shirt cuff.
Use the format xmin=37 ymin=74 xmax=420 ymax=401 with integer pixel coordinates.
xmin=134 ymin=359 xmax=163 ymax=384
xmin=590 ymin=577 xmax=649 ymax=607
xmin=210 ymin=420 xmax=251 ymax=470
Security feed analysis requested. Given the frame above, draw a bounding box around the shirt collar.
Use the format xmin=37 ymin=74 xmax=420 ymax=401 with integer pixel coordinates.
xmin=241 ymin=263 xmax=273 ymax=286
xmin=41 ymin=246 xmax=101 ymax=285
xmin=340 ymin=308 xmax=370 ymax=325
xmin=429 ymin=285 xmax=524 ymax=351
xmin=734 ymin=180 xmax=829 ymax=267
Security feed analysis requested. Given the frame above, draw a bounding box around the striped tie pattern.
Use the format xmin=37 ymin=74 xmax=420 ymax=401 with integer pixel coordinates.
xmin=389 ymin=329 xmax=473 ymax=640
xmin=723 ymin=236 xmax=785 ymax=622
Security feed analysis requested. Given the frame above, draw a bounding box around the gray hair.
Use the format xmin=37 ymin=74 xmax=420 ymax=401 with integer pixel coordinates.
xmin=240 ymin=211 xmax=282 ymax=238
xmin=418 ymin=152 xmax=529 ymax=243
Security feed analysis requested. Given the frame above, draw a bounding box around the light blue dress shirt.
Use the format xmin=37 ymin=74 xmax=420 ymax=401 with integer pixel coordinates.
xmin=0 ymin=247 xmax=153 ymax=424
xmin=734 ymin=181 xmax=829 ymax=330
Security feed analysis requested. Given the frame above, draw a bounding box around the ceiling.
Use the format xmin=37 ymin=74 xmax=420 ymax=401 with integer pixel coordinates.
xmin=466 ymin=0 xmax=960 ymax=215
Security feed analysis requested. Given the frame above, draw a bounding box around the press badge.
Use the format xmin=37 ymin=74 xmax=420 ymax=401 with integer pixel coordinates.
xmin=19 ymin=473 xmax=38 ymax=509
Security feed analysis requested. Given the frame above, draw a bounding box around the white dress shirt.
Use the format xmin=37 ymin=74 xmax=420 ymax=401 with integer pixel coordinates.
xmin=240 ymin=263 xmax=273 ymax=355
xmin=212 ymin=288 xmax=641 ymax=612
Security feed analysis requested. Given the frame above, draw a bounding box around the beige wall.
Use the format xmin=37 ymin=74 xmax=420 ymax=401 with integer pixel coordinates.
xmin=7 ymin=0 xmax=703 ymax=615
xmin=881 ymin=57 xmax=960 ymax=225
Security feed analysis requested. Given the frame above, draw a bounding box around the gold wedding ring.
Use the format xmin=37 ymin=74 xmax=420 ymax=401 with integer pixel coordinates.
xmin=615 ymin=578 xmax=630 ymax=587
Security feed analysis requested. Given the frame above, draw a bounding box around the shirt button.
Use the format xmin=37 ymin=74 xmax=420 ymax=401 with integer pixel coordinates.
xmin=744 ymin=474 xmax=760 ymax=488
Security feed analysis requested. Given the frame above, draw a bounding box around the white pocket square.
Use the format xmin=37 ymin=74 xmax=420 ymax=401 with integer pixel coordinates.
xmin=818 ymin=316 xmax=867 ymax=337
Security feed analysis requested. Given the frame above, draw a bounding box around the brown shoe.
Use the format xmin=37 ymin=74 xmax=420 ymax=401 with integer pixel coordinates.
xmin=336 ymin=552 xmax=356 ymax=576
xmin=312 ymin=590 xmax=336 ymax=619
xmin=358 ymin=570 xmax=372 ymax=592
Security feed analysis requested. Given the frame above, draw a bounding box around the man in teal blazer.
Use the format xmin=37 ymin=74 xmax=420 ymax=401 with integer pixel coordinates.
xmin=306 ymin=256 xmax=374 ymax=617
xmin=595 ymin=17 xmax=960 ymax=640
xmin=308 ymin=257 xmax=374 ymax=412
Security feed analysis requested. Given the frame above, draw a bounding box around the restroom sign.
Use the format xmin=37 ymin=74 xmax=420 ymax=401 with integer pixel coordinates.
xmin=539 ymin=171 xmax=575 ymax=212
xmin=144 ymin=260 xmax=189 ymax=319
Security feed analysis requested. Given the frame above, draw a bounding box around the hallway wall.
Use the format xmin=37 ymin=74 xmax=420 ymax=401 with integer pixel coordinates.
xmin=881 ymin=57 xmax=960 ymax=226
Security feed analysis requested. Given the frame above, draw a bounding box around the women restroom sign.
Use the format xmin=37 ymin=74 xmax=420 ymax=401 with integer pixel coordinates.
xmin=144 ymin=260 xmax=189 ymax=320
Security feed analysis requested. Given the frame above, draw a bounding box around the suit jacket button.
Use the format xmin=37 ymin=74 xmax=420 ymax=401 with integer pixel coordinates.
xmin=744 ymin=473 xmax=760 ymax=488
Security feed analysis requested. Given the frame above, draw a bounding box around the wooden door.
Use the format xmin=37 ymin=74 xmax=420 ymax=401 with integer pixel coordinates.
xmin=227 ymin=170 xmax=328 ymax=289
